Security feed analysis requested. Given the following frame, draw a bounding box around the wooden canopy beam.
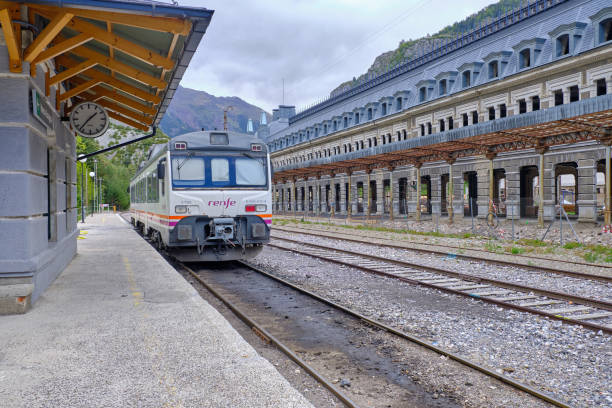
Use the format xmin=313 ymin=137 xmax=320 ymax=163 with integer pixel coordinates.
xmin=49 ymin=58 xmax=96 ymax=86
xmin=82 ymin=69 xmax=161 ymax=105
xmin=89 ymin=86 xmax=156 ymax=116
xmin=28 ymin=4 xmax=191 ymax=35
xmin=32 ymin=33 xmax=92 ymax=65
xmin=70 ymin=45 xmax=166 ymax=89
xmin=106 ymin=111 xmax=149 ymax=132
xmin=24 ymin=11 xmax=73 ymax=63
xmin=0 ymin=8 xmax=22 ymax=72
xmin=97 ymin=99 xmax=151 ymax=125
xmin=59 ymin=78 xmax=100 ymax=101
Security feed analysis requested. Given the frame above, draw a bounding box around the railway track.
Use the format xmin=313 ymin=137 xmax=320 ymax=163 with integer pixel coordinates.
xmin=272 ymin=223 xmax=612 ymax=282
xmin=270 ymin=235 xmax=612 ymax=334
xmin=181 ymin=260 xmax=570 ymax=408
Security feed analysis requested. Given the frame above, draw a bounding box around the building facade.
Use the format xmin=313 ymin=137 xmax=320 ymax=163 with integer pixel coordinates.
xmin=261 ymin=0 xmax=612 ymax=227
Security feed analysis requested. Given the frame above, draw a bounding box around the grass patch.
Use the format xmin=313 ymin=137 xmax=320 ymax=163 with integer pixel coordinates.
xmin=485 ymin=241 xmax=502 ymax=252
xmin=584 ymin=252 xmax=599 ymax=263
xmin=517 ymin=238 xmax=547 ymax=247
xmin=563 ymin=242 xmax=582 ymax=250
xmin=510 ymin=247 xmax=524 ymax=255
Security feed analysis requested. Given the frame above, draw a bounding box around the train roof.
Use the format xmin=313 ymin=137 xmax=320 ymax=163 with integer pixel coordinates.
xmin=171 ymin=131 xmax=267 ymax=152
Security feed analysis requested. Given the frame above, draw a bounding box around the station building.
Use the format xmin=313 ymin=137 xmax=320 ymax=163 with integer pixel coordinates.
xmin=0 ymin=0 xmax=212 ymax=313
xmin=262 ymin=0 xmax=612 ymax=228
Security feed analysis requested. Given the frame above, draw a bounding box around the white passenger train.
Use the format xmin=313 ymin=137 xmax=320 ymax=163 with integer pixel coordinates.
xmin=129 ymin=130 xmax=272 ymax=261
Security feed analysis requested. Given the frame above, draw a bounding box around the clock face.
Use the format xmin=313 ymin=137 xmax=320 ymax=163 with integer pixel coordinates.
xmin=70 ymin=102 xmax=109 ymax=138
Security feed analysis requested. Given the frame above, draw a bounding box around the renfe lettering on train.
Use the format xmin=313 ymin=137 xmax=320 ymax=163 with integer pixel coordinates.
xmin=208 ymin=199 xmax=237 ymax=209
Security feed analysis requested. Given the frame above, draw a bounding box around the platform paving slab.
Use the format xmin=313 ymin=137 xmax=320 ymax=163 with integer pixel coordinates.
xmin=0 ymin=213 xmax=313 ymax=408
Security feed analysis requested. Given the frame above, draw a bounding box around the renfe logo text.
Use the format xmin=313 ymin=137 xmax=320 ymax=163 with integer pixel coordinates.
xmin=208 ymin=199 xmax=236 ymax=209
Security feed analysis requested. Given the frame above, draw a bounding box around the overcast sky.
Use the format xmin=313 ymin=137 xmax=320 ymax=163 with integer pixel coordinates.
xmin=175 ymin=0 xmax=495 ymax=113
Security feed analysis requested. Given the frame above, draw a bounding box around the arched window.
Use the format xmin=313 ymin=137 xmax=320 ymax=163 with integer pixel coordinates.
xmin=360 ymin=140 xmax=364 ymax=149
xmin=368 ymin=138 xmax=372 ymax=148
xmin=420 ymin=124 xmax=425 ymax=136
xmin=439 ymin=119 xmax=445 ymax=132
xmin=599 ymin=18 xmax=612 ymax=44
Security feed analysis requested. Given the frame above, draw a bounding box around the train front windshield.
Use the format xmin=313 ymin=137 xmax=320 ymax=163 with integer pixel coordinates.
xmin=171 ymin=154 xmax=268 ymax=189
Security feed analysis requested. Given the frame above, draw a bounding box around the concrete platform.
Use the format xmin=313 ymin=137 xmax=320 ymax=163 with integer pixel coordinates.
xmin=0 ymin=213 xmax=312 ymax=407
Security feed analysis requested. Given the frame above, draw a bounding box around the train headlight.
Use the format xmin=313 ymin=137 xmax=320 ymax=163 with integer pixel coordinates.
xmin=175 ymin=205 xmax=188 ymax=214
xmin=255 ymin=204 xmax=267 ymax=212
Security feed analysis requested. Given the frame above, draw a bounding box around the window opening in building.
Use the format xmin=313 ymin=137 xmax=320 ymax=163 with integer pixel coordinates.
xmin=348 ymin=144 xmax=352 ymax=152
xmin=489 ymin=60 xmax=499 ymax=78
xmin=420 ymin=124 xmax=425 ymax=136
xmin=367 ymin=108 xmax=373 ymax=120
xmin=419 ymin=87 xmax=426 ymax=102
xmin=448 ymin=117 xmax=454 ymax=130
xmin=315 ymin=128 xmax=319 ymax=138
xmin=360 ymin=140 xmax=364 ymax=149
xmin=344 ymin=117 xmax=348 ymax=128
xmin=499 ymin=104 xmax=507 ymax=118
xmin=355 ymin=112 xmax=360 ymax=124
xmin=382 ymin=136 xmax=386 ymax=145
xmin=519 ymin=99 xmax=527 ymax=114
xmin=472 ymin=110 xmax=479 ymax=124
xmin=323 ymin=124 xmax=327 ymax=134
xmin=427 ymin=122 xmax=432 ymax=135
xmin=519 ymin=48 xmax=531 ymax=68
xmin=488 ymin=107 xmax=495 ymax=120
xmin=532 ymin=95 xmax=540 ymax=111
xmin=462 ymin=113 xmax=468 ymax=126
xmin=462 ymin=70 xmax=471 ymax=88
xmin=373 ymin=137 xmax=378 ymax=146
xmin=569 ymin=85 xmax=579 ymax=102
xmin=333 ymin=121 xmax=337 ymax=131
xmin=600 ymin=18 xmax=612 ymax=43
xmin=381 ymin=103 xmax=387 ymax=116
xmin=396 ymin=97 xmax=402 ymax=111
xmin=596 ymin=78 xmax=607 ymax=96
xmin=554 ymin=90 xmax=563 ymax=106
xmin=368 ymin=139 xmax=372 ymax=148
xmin=556 ymin=34 xmax=569 ymax=57
xmin=439 ymin=119 xmax=445 ymax=132
xmin=355 ymin=142 xmax=359 ymax=151
xmin=439 ymin=79 xmax=447 ymax=95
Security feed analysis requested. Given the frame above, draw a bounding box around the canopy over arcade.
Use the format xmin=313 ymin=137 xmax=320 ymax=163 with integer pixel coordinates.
xmin=0 ymin=0 xmax=213 ymax=131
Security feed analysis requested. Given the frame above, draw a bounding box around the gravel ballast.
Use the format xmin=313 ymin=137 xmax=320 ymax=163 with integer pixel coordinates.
xmin=252 ymin=246 xmax=612 ymax=408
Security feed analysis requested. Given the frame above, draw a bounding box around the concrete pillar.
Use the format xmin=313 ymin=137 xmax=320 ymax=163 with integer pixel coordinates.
xmin=447 ymin=164 xmax=454 ymax=223
xmin=320 ymin=180 xmax=327 ymax=214
xmin=366 ymin=171 xmax=372 ymax=217
xmin=452 ymin=168 xmax=464 ymax=221
xmin=389 ymin=170 xmax=394 ymax=220
xmin=488 ymin=157 xmax=495 ymax=213
xmin=577 ymin=158 xmax=597 ymax=223
xmin=292 ymin=181 xmax=297 ymax=217
xmin=542 ymin=152 xmax=555 ymax=222
xmin=416 ymin=166 xmax=422 ymax=221
xmin=538 ymin=152 xmax=545 ymax=226
xmin=606 ymin=146 xmax=611 ymax=225
xmin=431 ymin=173 xmax=442 ymax=217
xmin=331 ymin=178 xmax=336 ymax=217
xmin=350 ymin=174 xmax=357 ymax=216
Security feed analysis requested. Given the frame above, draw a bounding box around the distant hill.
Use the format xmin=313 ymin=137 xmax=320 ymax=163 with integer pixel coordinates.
xmin=331 ymin=0 xmax=523 ymax=96
xmin=159 ymin=86 xmax=271 ymax=137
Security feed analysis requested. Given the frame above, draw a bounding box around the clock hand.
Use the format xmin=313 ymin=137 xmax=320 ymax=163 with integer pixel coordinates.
xmin=79 ymin=112 xmax=98 ymax=131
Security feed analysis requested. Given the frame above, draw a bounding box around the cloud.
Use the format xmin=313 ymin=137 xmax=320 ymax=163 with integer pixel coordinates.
xmin=176 ymin=0 xmax=494 ymax=112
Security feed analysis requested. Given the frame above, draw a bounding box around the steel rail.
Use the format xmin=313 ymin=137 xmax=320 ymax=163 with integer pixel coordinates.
xmin=238 ymin=261 xmax=571 ymax=408
xmin=180 ymin=263 xmax=360 ymax=408
xmin=270 ymin=237 xmax=612 ymax=334
xmin=273 ymin=224 xmax=612 ymax=282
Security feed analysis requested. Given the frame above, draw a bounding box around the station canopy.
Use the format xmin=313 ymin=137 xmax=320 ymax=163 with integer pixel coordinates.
xmin=0 ymin=0 xmax=213 ymax=131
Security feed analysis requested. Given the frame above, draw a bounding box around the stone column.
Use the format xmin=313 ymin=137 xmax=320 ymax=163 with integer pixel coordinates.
xmin=577 ymin=158 xmax=597 ymax=223
xmin=340 ymin=176 xmax=347 ymax=215
xmin=505 ymin=167 xmax=520 ymax=220
xmin=476 ymin=164 xmax=489 ymax=219
xmin=452 ymin=167 xmax=464 ymax=221
xmin=541 ymin=150 xmax=555 ymax=223
xmin=320 ymin=179 xmax=327 ymax=214
xmin=330 ymin=177 xmax=336 ymax=217
xmin=415 ymin=166 xmax=422 ymax=222
xmin=431 ymin=173 xmax=442 ymax=218
xmin=537 ymin=150 xmax=546 ymax=226
xmin=376 ymin=170 xmax=384 ymax=215
xmin=389 ymin=169 xmax=395 ymax=220
xmin=606 ymin=145 xmax=612 ymax=225
xmin=366 ymin=171 xmax=372 ymax=217
xmin=292 ymin=180 xmax=297 ymax=217
xmin=350 ymin=174 xmax=358 ymax=215
xmin=488 ymin=156 xmax=495 ymax=214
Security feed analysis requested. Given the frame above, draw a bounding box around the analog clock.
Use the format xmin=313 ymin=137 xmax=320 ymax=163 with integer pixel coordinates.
xmin=70 ymin=102 xmax=109 ymax=138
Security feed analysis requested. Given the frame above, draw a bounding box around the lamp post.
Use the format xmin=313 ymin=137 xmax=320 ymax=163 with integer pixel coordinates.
xmin=78 ymin=156 xmax=87 ymax=222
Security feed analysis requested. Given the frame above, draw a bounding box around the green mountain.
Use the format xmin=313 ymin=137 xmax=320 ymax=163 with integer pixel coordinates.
xmin=159 ymin=85 xmax=271 ymax=137
xmin=331 ymin=0 xmax=523 ymax=96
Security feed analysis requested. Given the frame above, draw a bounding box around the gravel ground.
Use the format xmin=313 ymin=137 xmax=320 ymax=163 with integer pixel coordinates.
xmin=272 ymin=230 xmax=612 ymax=304
xmin=251 ymin=246 xmax=612 ymax=408
xmin=277 ymin=215 xmax=612 ymax=267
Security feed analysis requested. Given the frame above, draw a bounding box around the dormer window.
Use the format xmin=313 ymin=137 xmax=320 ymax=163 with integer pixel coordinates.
xmin=381 ymin=103 xmax=387 ymax=116
xmin=314 ymin=128 xmax=319 ymax=138
xmin=519 ymin=49 xmax=531 ymax=68
xmin=419 ymin=87 xmax=426 ymax=102
xmin=602 ymin=18 xmax=612 ymax=43
xmin=355 ymin=112 xmax=360 ymax=124
xmin=333 ymin=121 xmax=337 ymax=131
xmin=462 ymin=71 xmax=471 ymax=88
xmin=556 ymin=34 xmax=569 ymax=56
xmin=396 ymin=97 xmax=402 ymax=111
xmin=323 ymin=124 xmax=327 ymax=134
xmin=343 ymin=117 xmax=348 ymax=128
xmin=439 ymin=79 xmax=447 ymax=95
xmin=489 ymin=61 xmax=499 ymax=79
xmin=367 ymin=108 xmax=373 ymax=120
xmin=591 ymin=7 xmax=612 ymax=44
